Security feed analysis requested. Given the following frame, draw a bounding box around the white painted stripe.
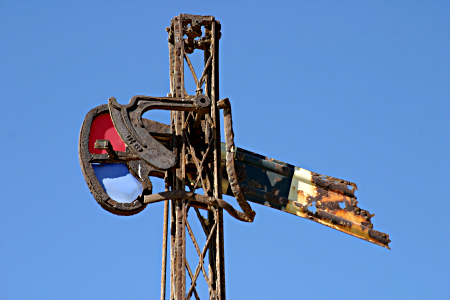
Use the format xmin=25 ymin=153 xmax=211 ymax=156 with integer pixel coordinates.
xmin=288 ymin=167 xmax=315 ymax=204
xmin=292 ymin=167 xmax=313 ymax=185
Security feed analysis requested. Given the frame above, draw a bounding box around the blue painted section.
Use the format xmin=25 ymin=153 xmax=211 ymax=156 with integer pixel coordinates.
xmin=92 ymin=163 xmax=142 ymax=203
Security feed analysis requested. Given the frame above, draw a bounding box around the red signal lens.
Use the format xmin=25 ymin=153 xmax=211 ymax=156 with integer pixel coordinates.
xmin=88 ymin=113 xmax=126 ymax=154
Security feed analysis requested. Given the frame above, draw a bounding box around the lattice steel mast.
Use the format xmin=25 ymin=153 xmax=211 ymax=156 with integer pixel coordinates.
xmin=166 ymin=14 xmax=225 ymax=300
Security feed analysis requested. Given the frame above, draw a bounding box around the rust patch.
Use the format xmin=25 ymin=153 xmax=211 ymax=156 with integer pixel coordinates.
xmin=312 ymin=173 xmax=357 ymax=198
xmin=271 ymin=187 xmax=280 ymax=195
xmin=264 ymin=191 xmax=289 ymax=207
xmin=235 ymin=151 xmax=245 ymax=161
xmin=293 ymin=202 xmax=303 ymax=208
xmin=248 ymin=180 xmax=261 ymax=189
xmin=240 ymin=185 xmax=255 ymax=197
xmin=235 ymin=163 xmax=246 ymax=182
xmin=296 ymin=189 xmax=310 ymax=205
xmin=334 ymin=210 xmax=367 ymax=224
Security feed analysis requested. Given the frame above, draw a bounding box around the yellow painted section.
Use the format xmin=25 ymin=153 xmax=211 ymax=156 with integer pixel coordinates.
xmin=222 ymin=178 xmax=229 ymax=194
xmin=334 ymin=210 xmax=366 ymax=224
xmin=318 ymin=191 xmax=349 ymax=202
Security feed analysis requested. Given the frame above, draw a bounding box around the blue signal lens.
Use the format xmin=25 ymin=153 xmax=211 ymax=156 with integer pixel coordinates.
xmin=92 ymin=163 xmax=143 ymax=203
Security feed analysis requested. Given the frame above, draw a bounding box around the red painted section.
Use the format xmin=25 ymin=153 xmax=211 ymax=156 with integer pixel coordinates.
xmin=89 ymin=113 xmax=126 ymax=154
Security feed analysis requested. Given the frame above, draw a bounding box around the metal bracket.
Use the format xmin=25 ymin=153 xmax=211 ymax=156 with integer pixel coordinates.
xmin=109 ymin=94 xmax=211 ymax=170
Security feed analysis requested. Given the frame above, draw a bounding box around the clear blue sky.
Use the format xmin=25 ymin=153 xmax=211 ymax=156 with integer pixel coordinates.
xmin=1 ymin=1 xmax=449 ymax=299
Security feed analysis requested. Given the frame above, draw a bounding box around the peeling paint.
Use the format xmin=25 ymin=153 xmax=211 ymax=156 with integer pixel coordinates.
xmin=221 ymin=147 xmax=391 ymax=249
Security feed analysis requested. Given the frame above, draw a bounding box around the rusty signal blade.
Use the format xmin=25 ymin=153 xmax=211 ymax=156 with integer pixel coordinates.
xmin=220 ymin=145 xmax=391 ymax=249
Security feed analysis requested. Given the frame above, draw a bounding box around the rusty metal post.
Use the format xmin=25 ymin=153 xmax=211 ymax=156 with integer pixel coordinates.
xmin=172 ymin=15 xmax=186 ymax=300
xmin=166 ymin=14 xmax=225 ymax=300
